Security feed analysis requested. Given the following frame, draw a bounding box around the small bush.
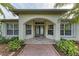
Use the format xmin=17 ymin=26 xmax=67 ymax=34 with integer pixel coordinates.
xmin=0 ymin=36 xmax=24 ymax=51
xmin=9 ymin=37 xmax=24 ymax=45
xmin=0 ymin=35 xmax=8 ymax=44
xmin=8 ymin=37 xmax=24 ymax=51
xmin=57 ymin=39 xmax=79 ymax=56
xmin=0 ymin=36 xmax=19 ymax=44
xmin=8 ymin=37 xmax=19 ymax=42
xmin=8 ymin=39 xmax=22 ymax=51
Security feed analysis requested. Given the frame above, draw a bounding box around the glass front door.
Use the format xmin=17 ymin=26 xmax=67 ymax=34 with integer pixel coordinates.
xmin=35 ymin=25 xmax=44 ymax=37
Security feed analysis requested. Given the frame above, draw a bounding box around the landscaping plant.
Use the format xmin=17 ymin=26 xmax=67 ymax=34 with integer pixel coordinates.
xmin=0 ymin=36 xmax=20 ymax=44
xmin=8 ymin=37 xmax=19 ymax=42
xmin=56 ymin=39 xmax=79 ymax=56
xmin=8 ymin=37 xmax=23 ymax=51
xmin=0 ymin=35 xmax=8 ymax=44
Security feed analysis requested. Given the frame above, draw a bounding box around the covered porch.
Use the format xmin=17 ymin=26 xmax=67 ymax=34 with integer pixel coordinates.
xmin=19 ymin=15 xmax=61 ymax=42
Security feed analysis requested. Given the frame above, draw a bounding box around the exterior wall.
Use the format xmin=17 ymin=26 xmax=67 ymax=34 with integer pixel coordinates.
xmin=19 ymin=14 xmax=60 ymax=24
xmin=25 ymin=20 xmax=55 ymax=40
xmin=24 ymin=21 xmax=34 ymax=39
xmin=18 ymin=14 xmax=79 ymax=41
xmin=55 ymin=20 xmax=60 ymax=41
xmin=19 ymin=14 xmax=61 ymax=41
xmin=45 ymin=20 xmax=55 ymax=39
xmin=75 ymin=23 xmax=79 ymax=41
xmin=61 ymin=23 xmax=77 ymax=41
xmin=1 ymin=22 xmax=18 ymax=39
xmin=1 ymin=13 xmax=79 ymax=41
xmin=1 ymin=22 xmax=6 ymax=37
xmin=0 ymin=22 xmax=2 ymax=35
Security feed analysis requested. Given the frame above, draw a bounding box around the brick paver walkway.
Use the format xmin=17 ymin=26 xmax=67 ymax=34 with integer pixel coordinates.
xmin=18 ymin=44 xmax=59 ymax=56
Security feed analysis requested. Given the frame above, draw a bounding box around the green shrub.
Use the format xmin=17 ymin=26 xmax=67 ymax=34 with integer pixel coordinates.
xmin=8 ymin=39 xmax=22 ymax=51
xmin=0 ymin=35 xmax=24 ymax=51
xmin=0 ymin=35 xmax=8 ymax=44
xmin=8 ymin=37 xmax=19 ymax=42
xmin=57 ymin=39 xmax=79 ymax=56
xmin=9 ymin=37 xmax=24 ymax=45
xmin=0 ymin=36 xmax=19 ymax=44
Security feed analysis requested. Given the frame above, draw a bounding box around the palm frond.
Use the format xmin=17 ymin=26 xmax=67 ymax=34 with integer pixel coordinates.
xmin=0 ymin=9 xmax=3 ymax=14
xmin=72 ymin=3 xmax=79 ymax=10
xmin=0 ymin=3 xmax=16 ymax=18
xmin=54 ymin=3 xmax=79 ymax=24
xmin=0 ymin=3 xmax=15 ymax=10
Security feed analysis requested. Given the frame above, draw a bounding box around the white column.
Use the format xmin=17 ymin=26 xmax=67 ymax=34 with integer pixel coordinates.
xmin=19 ymin=20 xmax=24 ymax=40
xmin=55 ymin=20 xmax=60 ymax=41
xmin=76 ymin=23 xmax=79 ymax=41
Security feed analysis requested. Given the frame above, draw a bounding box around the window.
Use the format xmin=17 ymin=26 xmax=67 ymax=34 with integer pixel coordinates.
xmin=60 ymin=24 xmax=64 ymax=35
xmin=14 ymin=24 xmax=19 ymax=35
xmin=7 ymin=24 xmax=18 ymax=35
xmin=48 ymin=25 xmax=54 ymax=35
xmin=26 ymin=25 xmax=31 ymax=35
xmin=35 ymin=22 xmax=44 ymax=24
xmin=60 ymin=23 xmax=71 ymax=36
xmin=7 ymin=24 xmax=13 ymax=35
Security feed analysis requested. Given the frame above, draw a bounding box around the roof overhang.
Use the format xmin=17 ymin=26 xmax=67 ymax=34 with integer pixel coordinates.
xmin=13 ymin=9 xmax=70 ymax=14
xmin=0 ymin=19 xmax=18 ymax=22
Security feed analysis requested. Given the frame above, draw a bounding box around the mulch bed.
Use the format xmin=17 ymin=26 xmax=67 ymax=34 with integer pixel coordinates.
xmin=0 ymin=44 xmax=25 ymax=56
xmin=53 ymin=44 xmax=65 ymax=56
xmin=13 ymin=45 xmax=25 ymax=56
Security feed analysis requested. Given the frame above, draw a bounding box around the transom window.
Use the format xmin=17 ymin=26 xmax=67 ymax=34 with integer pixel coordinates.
xmin=35 ymin=22 xmax=44 ymax=24
xmin=26 ymin=25 xmax=31 ymax=35
xmin=7 ymin=24 xmax=18 ymax=35
xmin=60 ymin=23 xmax=71 ymax=36
xmin=48 ymin=25 xmax=54 ymax=35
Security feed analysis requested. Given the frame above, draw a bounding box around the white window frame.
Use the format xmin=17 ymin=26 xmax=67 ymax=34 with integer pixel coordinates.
xmin=14 ymin=24 xmax=19 ymax=35
xmin=48 ymin=25 xmax=54 ymax=35
xmin=26 ymin=24 xmax=31 ymax=35
xmin=7 ymin=23 xmax=18 ymax=35
xmin=60 ymin=22 xmax=74 ymax=37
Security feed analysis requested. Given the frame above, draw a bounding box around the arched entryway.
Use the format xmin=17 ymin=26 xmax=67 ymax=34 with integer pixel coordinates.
xmin=19 ymin=16 xmax=60 ymax=44
xmin=24 ymin=18 xmax=55 ymax=40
